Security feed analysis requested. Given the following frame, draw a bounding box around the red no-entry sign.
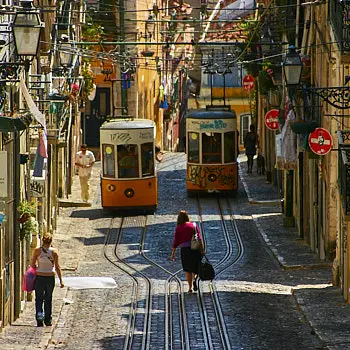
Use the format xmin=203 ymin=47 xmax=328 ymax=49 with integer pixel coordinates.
xmin=243 ymin=75 xmax=255 ymax=90
xmin=308 ymin=127 xmax=333 ymax=155
xmin=265 ymin=109 xmax=279 ymax=130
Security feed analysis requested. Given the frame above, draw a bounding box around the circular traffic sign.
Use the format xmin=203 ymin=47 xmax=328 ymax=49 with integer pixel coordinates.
xmin=265 ymin=109 xmax=279 ymax=130
xmin=243 ymin=75 xmax=255 ymax=90
xmin=308 ymin=127 xmax=333 ymax=155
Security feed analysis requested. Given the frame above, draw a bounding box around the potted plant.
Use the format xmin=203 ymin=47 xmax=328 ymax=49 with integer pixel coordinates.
xmin=17 ymin=200 xmax=39 ymax=240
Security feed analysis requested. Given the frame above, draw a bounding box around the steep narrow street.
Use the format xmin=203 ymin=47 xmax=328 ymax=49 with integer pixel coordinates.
xmin=1 ymin=152 xmax=348 ymax=349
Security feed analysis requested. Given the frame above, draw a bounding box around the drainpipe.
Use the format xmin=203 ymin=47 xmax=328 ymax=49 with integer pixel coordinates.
xmin=120 ymin=0 xmax=127 ymax=115
xmin=13 ymin=131 xmax=21 ymax=319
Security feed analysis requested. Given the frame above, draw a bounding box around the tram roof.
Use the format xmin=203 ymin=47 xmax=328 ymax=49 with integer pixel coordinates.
xmin=100 ymin=118 xmax=155 ymax=130
xmin=187 ymin=109 xmax=236 ymax=119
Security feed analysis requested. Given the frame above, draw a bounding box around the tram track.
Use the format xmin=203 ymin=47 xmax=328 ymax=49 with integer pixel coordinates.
xmin=103 ymin=215 xmax=190 ymax=350
xmin=102 ymin=196 xmax=244 ymax=350
xmin=103 ymin=216 xmax=152 ymax=350
xmin=139 ymin=219 xmax=190 ymax=350
xmin=195 ymin=196 xmax=244 ymax=350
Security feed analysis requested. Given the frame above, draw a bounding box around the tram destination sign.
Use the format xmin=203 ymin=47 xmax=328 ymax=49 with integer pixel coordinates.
xmin=187 ymin=119 xmax=235 ymax=132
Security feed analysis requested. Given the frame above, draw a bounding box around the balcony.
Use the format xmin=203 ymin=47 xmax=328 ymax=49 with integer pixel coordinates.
xmin=330 ymin=0 xmax=350 ymax=59
xmin=337 ymin=131 xmax=350 ymax=216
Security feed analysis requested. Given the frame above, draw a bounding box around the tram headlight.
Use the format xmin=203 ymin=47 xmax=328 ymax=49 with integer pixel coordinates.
xmin=124 ymin=188 xmax=135 ymax=198
xmin=208 ymin=174 xmax=217 ymax=182
xmin=107 ymin=184 xmax=116 ymax=192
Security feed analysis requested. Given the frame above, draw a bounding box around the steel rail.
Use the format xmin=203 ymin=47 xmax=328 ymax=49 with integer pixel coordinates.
xmin=196 ymin=197 xmax=231 ymax=349
xmin=103 ymin=217 xmax=153 ymax=350
xmin=195 ymin=196 xmax=244 ymax=349
xmin=139 ymin=223 xmax=190 ymax=350
xmin=102 ymin=217 xmax=139 ymax=350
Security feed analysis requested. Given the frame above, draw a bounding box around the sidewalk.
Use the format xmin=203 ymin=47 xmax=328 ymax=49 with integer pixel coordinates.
xmin=238 ymin=154 xmax=350 ymax=349
xmin=0 ymin=170 xmax=100 ymax=349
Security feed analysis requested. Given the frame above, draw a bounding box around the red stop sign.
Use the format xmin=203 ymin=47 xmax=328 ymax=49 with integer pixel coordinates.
xmin=308 ymin=127 xmax=332 ymax=155
xmin=243 ymin=75 xmax=255 ymax=90
xmin=265 ymin=109 xmax=279 ymax=130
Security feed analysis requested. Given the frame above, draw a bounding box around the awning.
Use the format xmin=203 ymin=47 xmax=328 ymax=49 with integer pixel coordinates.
xmin=219 ymin=0 xmax=256 ymax=21
xmin=20 ymin=79 xmax=46 ymax=128
xmin=0 ymin=116 xmax=27 ymax=132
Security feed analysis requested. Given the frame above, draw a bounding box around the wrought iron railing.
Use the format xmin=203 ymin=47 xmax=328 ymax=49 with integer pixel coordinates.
xmin=330 ymin=0 xmax=350 ymax=53
xmin=337 ymin=131 xmax=350 ymax=215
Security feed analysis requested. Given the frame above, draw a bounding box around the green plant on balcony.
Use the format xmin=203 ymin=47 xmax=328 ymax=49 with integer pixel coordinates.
xmin=17 ymin=199 xmax=39 ymax=240
xmin=82 ymin=15 xmax=104 ymax=45
xmin=258 ymin=62 xmax=276 ymax=95
xmin=81 ymin=64 xmax=95 ymax=100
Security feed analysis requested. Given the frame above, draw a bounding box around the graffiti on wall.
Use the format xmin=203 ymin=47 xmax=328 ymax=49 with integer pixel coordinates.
xmin=187 ymin=164 xmax=236 ymax=189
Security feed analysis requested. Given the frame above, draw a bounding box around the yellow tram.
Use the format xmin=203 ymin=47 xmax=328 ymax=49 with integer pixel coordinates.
xmin=185 ymin=106 xmax=239 ymax=195
xmin=100 ymin=119 xmax=158 ymax=211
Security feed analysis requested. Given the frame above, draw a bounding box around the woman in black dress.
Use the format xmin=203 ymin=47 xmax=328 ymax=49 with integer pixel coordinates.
xmin=170 ymin=210 xmax=204 ymax=293
xmin=244 ymin=124 xmax=259 ymax=174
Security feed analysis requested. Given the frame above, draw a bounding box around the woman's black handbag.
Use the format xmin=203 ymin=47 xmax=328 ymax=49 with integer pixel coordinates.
xmin=198 ymin=256 xmax=215 ymax=281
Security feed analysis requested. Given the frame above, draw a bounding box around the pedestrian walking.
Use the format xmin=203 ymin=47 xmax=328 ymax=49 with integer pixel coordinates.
xmin=244 ymin=124 xmax=259 ymax=174
xmin=75 ymin=144 xmax=95 ymax=202
xmin=170 ymin=210 xmax=204 ymax=293
xmin=30 ymin=232 xmax=64 ymax=327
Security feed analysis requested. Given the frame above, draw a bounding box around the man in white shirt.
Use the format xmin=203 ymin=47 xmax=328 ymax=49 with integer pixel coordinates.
xmin=75 ymin=144 xmax=95 ymax=202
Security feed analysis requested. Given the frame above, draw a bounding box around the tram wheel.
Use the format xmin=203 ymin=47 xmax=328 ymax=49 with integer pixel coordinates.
xmin=187 ymin=191 xmax=196 ymax=198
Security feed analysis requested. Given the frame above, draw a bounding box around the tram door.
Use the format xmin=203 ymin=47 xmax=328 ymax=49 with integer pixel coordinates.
xmin=83 ymin=87 xmax=110 ymax=147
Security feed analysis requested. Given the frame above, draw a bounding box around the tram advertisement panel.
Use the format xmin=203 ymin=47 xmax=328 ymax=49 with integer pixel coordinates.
xmin=186 ymin=118 xmax=236 ymax=132
xmin=100 ymin=128 xmax=154 ymax=145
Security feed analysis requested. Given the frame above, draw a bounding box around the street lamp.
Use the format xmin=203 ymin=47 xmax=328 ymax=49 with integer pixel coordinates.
xmin=59 ymin=35 xmax=72 ymax=68
xmin=12 ymin=0 xmax=43 ymax=60
xmin=282 ymin=45 xmax=303 ymax=86
xmin=141 ymin=13 xmax=156 ymax=57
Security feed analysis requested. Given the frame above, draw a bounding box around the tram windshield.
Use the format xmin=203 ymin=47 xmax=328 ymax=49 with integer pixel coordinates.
xmin=202 ymin=132 xmax=222 ymax=164
xmin=141 ymin=142 xmax=155 ymax=177
xmin=188 ymin=132 xmax=199 ymax=163
xmin=102 ymin=144 xmax=115 ymax=178
xmin=224 ymin=132 xmax=236 ymax=163
xmin=117 ymin=144 xmax=139 ymax=178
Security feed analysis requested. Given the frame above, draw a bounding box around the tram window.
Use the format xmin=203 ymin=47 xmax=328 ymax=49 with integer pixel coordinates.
xmin=188 ymin=132 xmax=199 ymax=163
xmin=224 ymin=132 xmax=236 ymax=163
xmin=141 ymin=142 xmax=155 ymax=177
xmin=202 ymin=132 xmax=222 ymax=164
xmin=102 ymin=144 xmax=115 ymax=178
xmin=117 ymin=144 xmax=139 ymax=178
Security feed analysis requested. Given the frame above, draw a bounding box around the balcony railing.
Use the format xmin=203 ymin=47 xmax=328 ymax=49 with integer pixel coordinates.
xmin=337 ymin=131 xmax=350 ymax=215
xmin=330 ymin=0 xmax=350 ymax=53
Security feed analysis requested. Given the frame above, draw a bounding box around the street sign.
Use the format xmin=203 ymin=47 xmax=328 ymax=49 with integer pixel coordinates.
xmin=308 ymin=127 xmax=333 ymax=155
xmin=243 ymin=75 xmax=255 ymax=90
xmin=265 ymin=109 xmax=279 ymax=130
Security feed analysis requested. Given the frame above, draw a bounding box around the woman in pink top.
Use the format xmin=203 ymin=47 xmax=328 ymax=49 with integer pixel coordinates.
xmin=171 ymin=210 xmax=204 ymax=293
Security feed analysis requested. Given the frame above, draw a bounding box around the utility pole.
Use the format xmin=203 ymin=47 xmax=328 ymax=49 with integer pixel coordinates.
xmin=119 ymin=0 xmax=127 ymax=116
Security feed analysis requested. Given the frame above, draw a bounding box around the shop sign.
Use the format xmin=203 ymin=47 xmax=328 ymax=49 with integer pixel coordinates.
xmin=30 ymin=171 xmax=45 ymax=197
xmin=308 ymin=127 xmax=332 ymax=155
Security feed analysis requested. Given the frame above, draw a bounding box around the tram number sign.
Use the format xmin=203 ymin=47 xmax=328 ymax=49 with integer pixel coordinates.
xmin=265 ymin=109 xmax=279 ymax=130
xmin=243 ymin=75 xmax=255 ymax=90
xmin=308 ymin=127 xmax=333 ymax=155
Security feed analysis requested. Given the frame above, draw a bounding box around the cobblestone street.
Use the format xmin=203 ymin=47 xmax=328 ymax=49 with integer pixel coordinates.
xmin=1 ymin=152 xmax=350 ymax=349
